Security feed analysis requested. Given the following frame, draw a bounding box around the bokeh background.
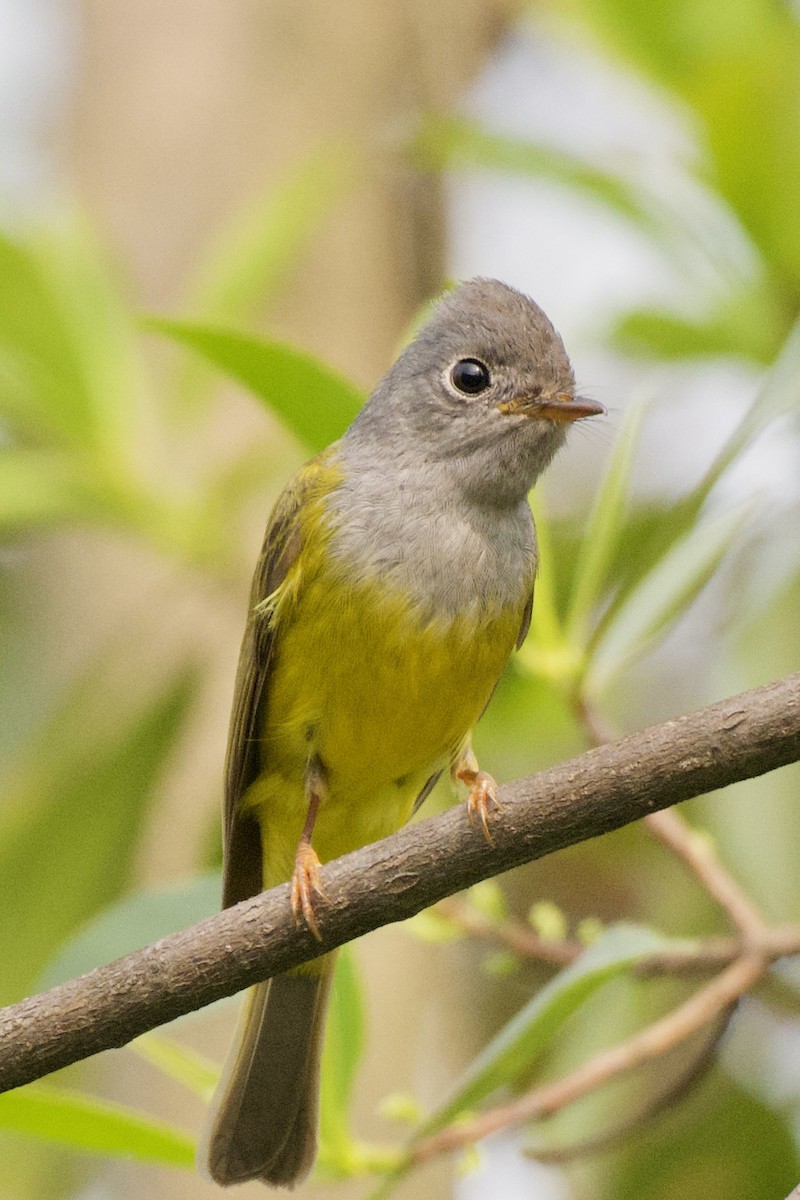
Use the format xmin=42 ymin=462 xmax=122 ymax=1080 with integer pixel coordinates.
xmin=2 ymin=2 xmax=800 ymax=1198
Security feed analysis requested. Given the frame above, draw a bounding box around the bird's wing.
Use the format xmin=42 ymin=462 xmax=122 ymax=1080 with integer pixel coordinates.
xmin=516 ymin=587 xmax=534 ymax=649
xmin=221 ymin=459 xmax=325 ymax=908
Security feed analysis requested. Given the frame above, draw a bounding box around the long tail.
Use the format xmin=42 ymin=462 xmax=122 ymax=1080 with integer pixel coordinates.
xmin=201 ymin=956 xmax=335 ymax=1188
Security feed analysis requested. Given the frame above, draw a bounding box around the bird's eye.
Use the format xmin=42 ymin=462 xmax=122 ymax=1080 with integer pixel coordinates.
xmin=450 ymin=358 xmax=491 ymax=396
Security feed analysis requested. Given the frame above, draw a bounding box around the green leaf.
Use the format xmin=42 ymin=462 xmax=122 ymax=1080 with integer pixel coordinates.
xmin=588 ymin=308 xmax=800 ymax=638
xmin=131 ymin=1034 xmax=219 ymax=1101
xmin=585 ymin=503 xmax=750 ymax=694
xmin=0 ymin=450 xmax=90 ymax=533
xmin=0 ymin=666 xmax=197 ymax=1003
xmin=699 ymin=306 xmax=800 ymax=497
xmin=409 ymin=115 xmax=742 ymax=289
xmin=613 ymin=301 xmax=783 ymax=365
xmin=527 ymin=496 xmax=562 ymax=647
xmin=613 ymin=1072 xmax=799 ymax=1200
xmin=564 ymin=0 xmax=800 ymax=287
xmin=318 ymin=948 xmax=366 ymax=1174
xmin=183 ymin=144 xmax=355 ymax=326
xmin=39 ymin=873 xmax=219 ymax=991
xmin=0 ymin=223 xmax=144 ymax=455
xmin=418 ymin=923 xmax=670 ymax=1139
xmin=0 ymin=230 xmax=96 ymax=446
xmin=409 ymin=114 xmax=656 ymax=232
xmin=517 ymin=495 xmax=570 ymax=683
xmin=566 ymin=398 xmax=647 ymax=646
xmin=146 ymin=317 xmax=363 ymax=451
xmin=0 ymin=1084 xmax=194 ymax=1167
xmin=34 ymin=220 xmax=146 ymax=456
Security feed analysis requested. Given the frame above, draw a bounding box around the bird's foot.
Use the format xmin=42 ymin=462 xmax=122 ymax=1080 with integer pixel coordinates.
xmin=290 ymin=843 xmax=327 ymax=941
xmin=458 ymin=765 xmax=502 ymax=845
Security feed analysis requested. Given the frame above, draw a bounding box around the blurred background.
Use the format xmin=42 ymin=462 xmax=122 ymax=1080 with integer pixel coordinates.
xmin=1 ymin=2 xmax=800 ymax=1198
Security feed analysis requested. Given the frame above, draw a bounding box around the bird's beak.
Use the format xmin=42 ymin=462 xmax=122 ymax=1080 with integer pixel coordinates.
xmin=498 ymin=391 xmax=606 ymax=423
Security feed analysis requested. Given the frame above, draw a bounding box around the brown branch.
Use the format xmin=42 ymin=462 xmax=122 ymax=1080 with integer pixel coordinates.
xmin=522 ymin=1006 xmax=733 ymax=1165
xmin=643 ymin=809 xmax=768 ymax=939
xmin=0 ymin=672 xmax=798 ymax=1095
xmin=412 ymin=953 xmax=768 ymax=1164
xmin=574 ymin=695 xmax=770 ymax=939
xmin=408 ymin=689 xmax=791 ymax=1171
xmin=434 ymin=898 xmax=583 ymax=967
xmin=435 ymin=898 xmax=800 ymax=977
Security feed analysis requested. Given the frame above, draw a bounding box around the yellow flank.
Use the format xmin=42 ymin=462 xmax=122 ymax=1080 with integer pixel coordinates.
xmin=241 ymin=469 xmax=525 ymax=891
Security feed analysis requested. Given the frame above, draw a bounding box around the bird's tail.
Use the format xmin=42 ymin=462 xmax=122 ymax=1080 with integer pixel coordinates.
xmin=201 ymin=954 xmax=335 ymax=1189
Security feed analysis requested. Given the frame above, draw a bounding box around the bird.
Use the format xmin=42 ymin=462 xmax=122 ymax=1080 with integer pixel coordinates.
xmin=202 ymin=277 xmax=605 ymax=1188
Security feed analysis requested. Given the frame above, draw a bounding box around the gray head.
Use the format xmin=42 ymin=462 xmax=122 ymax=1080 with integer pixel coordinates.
xmin=347 ymin=278 xmax=604 ymax=508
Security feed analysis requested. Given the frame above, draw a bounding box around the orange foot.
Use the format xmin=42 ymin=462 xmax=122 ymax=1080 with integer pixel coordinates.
xmin=290 ymin=842 xmax=327 ymax=942
xmin=463 ymin=769 xmax=502 ymax=845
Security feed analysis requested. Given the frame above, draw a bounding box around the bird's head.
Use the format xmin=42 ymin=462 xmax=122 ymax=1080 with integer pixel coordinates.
xmin=350 ymin=278 xmax=605 ymax=507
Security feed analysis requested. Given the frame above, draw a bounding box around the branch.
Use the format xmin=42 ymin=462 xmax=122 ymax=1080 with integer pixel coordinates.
xmin=573 ymin=695 xmax=770 ymax=940
xmin=435 ymin=897 xmax=800 ymax=976
xmin=569 ymin=689 xmax=772 ymax=1107
xmin=412 ymin=953 xmax=768 ymax=1163
xmin=1 ymin=672 xmax=798 ymax=1094
xmin=643 ymin=809 xmax=768 ymax=939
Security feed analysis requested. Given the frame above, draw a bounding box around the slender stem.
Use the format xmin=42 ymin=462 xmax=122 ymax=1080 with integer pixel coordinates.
xmin=435 ymin=898 xmax=582 ymax=967
xmin=643 ymin=809 xmax=768 ymax=940
xmin=401 ymin=687 xmax=789 ymax=1172
xmin=573 ymin=692 xmax=769 ymax=939
xmin=436 ymin=897 xmax=800 ymax=976
xmin=412 ymin=954 xmax=767 ymax=1164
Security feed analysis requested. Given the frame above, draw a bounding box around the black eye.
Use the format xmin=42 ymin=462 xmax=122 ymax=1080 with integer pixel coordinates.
xmin=450 ymin=358 xmax=491 ymax=396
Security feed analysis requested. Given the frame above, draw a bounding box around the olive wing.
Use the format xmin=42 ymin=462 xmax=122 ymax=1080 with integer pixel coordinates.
xmin=221 ymin=465 xmax=316 ymax=908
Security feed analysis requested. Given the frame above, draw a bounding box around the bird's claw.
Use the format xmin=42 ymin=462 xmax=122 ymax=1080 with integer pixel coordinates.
xmin=465 ymin=771 xmax=502 ymax=845
xmin=290 ymin=844 xmax=327 ymax=941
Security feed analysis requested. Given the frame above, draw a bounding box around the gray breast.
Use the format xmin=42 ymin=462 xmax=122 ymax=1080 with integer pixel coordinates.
xmin=325 ymin=459 xmax=537 ymax=621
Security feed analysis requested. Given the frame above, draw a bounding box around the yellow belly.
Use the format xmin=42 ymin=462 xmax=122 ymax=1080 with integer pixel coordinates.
xmin=242 ymin=551 xmax=524 ymax=888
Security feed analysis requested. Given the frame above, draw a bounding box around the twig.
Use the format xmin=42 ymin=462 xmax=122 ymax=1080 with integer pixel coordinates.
xmin=435 ymin=898 xmax=800 ymax=977
xmin=411 ymin=953 xmax=767 ymax=1164
xmin=523 ymin=1005 xmax=733 ymax=1164
xmin=643 ymin=810 xmax=768 ymax=940
xmin=574 ymin=695 xmax=769 ymax=939
xmin=573 ymin=694 xmax=618 ymax=747
xmin=0 ymin=672 xmax=798 ymax=1094
xmin=435 ymin=898 xmax=582 ymax=967
xmin=407 ymin=688 xmax=788 ymax=1173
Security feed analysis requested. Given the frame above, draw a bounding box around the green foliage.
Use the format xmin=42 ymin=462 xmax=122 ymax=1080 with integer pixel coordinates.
xmin=2 ymin=7 xmax=799 ymax=1196
xmin=38 ymin=874 xmax=220 ymax=991
xmin=410 ymin=114 xmax=660 ymax=234
xmin=0 ymin=224 xmax=140 ymax=451
xmin=0 ymin=1085 xmax=195 ymax=1168
xmin=612 ymin=1073 xmax=800 ymax=1199
xmin=560 ymin=0 xmax=800 ymax=288
xmin=182 ymin=146 xmax=356 ymax=329
xmin=318 ymin=949 xmax=369 ymax=1176
xmin=557 ymin=0 xmax=800 ymax=358
xmin=147 ymin=316 xmax=363 ymax=452
xmin=565 ymin=398 xmax=647 ymax=646
xmin=0 ymin=223 xmax=196 ymax=556
xmin=0 ymin=667 xmax=196 ymax=1003
xmin=130 ymin=1035 xmax=219 ymax=1101
xmin=420 ymin=924 xmax=671 ymax=1137
xmin=585 ymin=501 xmax=751 ymax=694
